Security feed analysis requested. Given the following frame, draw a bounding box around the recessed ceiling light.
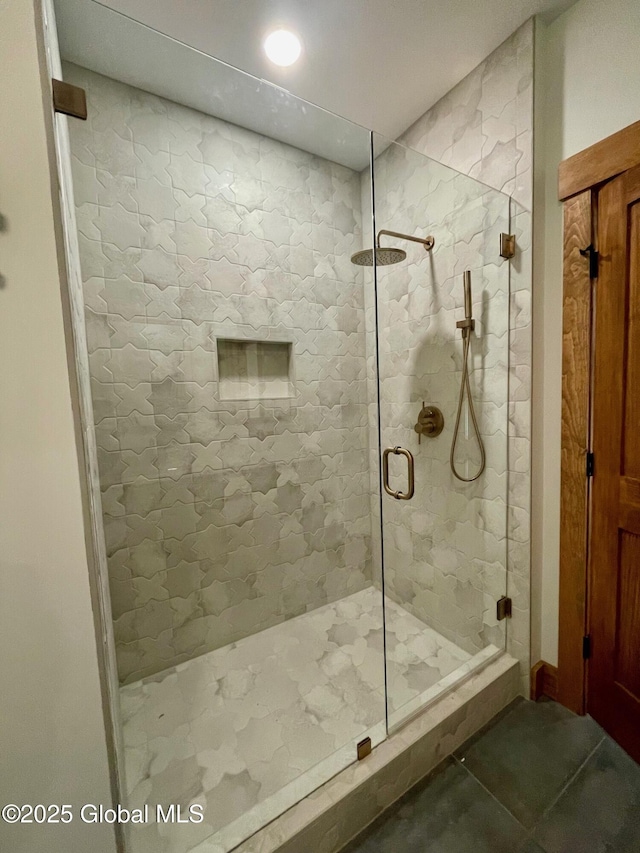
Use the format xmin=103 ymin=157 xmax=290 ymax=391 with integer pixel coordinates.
xmin=263 ymin=29 xmax=302 ymax=67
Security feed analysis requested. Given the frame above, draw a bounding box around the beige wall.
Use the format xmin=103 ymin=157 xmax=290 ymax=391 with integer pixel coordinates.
xmin=0 ymin=2 xmax=116 ymax=851
xmin=533 ymin=0 xmax=640 ymax=665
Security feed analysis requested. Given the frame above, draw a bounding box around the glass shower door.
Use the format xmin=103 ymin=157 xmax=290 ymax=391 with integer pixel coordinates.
xmin=59 ymin=3 xmax=388 ymax=849
xmin=56 ymin=0 xmax=515 ymax=846
xmin=371 ymin=136 xmax=511 ymax=730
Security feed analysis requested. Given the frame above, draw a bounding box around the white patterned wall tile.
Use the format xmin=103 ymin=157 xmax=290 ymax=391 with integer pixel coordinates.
xmin=388 ymin=20 xmax=533 ymax=691
xmin=369 ymin=135 xmax=511 ymax=676
xmin=66 ymin=62 xmax=373 ymax=683
xmin=68 ymin=18 xmax=533 ymax=698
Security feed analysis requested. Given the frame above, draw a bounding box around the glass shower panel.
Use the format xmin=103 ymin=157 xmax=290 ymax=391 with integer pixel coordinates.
xmin=371 ymin=136 xmax=510 ymax=730
xmin=58 ymin=1 xmax=385 ymax=848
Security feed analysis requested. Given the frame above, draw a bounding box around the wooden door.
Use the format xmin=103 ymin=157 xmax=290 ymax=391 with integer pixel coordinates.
xmin=588 ymin=163 xmax=640 ymax=760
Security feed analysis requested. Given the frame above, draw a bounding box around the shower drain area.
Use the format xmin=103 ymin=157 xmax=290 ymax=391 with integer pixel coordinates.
xmin=120 ymin=587 xmax=496 ymax=853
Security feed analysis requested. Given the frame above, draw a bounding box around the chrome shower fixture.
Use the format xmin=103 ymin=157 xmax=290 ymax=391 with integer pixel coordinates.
xmin=450 ymin=270 xmax=486 ymax=483
xmin=351 ymin=229 xmax=435 ymax=266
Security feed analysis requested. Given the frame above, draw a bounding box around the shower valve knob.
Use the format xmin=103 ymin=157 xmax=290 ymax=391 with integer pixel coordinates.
xmin=414 ymin=403 xmax=444 ymax=442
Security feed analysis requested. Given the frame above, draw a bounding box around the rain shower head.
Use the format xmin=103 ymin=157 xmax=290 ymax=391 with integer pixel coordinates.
xmin=351 ymin=229 xmax=435 ymax=267
xmin=351 ymin=247 xmax=406 ymax=266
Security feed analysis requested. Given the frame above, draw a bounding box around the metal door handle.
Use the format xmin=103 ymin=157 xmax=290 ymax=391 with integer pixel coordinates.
xmin=382 ymin=446 xmax=415 ymax=500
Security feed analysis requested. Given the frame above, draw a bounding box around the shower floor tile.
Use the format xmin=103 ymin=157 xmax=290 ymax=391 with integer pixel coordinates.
xmin=120 ymin=587 xmax=476 ymax=853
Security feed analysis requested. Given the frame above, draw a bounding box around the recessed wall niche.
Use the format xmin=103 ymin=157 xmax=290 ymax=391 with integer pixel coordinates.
xmin=216 ymin=338 xmax=294 ymax=401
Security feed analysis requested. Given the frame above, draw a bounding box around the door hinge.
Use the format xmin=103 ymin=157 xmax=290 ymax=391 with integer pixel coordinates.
xmin=357 ymin=737 xmax=372 ymax=760
xmin=583 ymin=635 xmax=591 ymax=659
xmin=586 ymin=452 xmax=595 ymax=478
xmin=500 ymin=233 xmax=516 ymax=259
xmin=52 ymin=79 xmax=87 ymax=120
xmin=497 ymin=596 xmax=512 ymax=621
xmin=579 ymin=244 xmax=599 ymax=279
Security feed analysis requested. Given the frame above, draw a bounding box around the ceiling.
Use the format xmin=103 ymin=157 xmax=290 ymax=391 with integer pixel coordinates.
xmin=56 ymin=0 xmax=372 ymax=169
xmin=55 ymin=0 xmax=575 ymax=169
xmin=69 ymin=0 xmax=575 ymax=135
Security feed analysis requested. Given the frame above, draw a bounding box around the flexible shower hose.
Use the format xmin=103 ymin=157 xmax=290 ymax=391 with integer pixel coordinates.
xmin=450 ymin=327 xmax=486 ymax=482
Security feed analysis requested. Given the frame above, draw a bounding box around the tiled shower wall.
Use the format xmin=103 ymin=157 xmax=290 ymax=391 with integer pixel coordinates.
xmin=369 ymin=145 xmax=511 ymax=657
xmin=65 ymin=63 xmax=373 ymax=683
xmin=398 ymin=19 xmax=534 ymax=687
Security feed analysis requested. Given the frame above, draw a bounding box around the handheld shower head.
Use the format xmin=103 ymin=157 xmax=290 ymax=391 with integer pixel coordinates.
xmin=456 ymin=269 xmax=475 ymax=337
xmin=451 ymin=269 xmax=485 ymax=483
xmin=463 ymin=270 xmax=472 ymax=320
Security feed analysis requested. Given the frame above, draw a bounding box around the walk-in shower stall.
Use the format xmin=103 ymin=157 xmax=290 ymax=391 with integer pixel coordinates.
xmin=51 ymin=1 xmax=514 ymax=850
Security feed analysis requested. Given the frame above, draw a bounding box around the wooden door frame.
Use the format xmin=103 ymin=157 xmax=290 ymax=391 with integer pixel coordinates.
xmin=557 ymin=119 xmax=640 ymax=713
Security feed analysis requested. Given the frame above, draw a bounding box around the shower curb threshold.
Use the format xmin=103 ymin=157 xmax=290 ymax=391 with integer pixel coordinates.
xmin=229 ymin=653 xmax=520 ymax=853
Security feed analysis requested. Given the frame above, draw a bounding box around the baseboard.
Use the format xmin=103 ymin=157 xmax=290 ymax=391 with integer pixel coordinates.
xmin=530 ymin=660 xmax=558 ymax=701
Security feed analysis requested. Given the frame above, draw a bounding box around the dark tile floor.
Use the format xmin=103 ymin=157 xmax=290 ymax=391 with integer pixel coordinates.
xmin=341 ymin=698 xmax=640 ymax=853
